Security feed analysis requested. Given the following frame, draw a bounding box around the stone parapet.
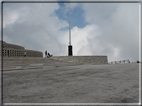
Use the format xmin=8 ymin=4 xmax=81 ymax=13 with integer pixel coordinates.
xmin=51 ymin=56 xmax=108 ymax=65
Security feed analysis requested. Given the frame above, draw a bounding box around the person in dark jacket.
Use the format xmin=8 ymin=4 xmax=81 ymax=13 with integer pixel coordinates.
xmin=45 ymin=50 xmax=47 ymax=58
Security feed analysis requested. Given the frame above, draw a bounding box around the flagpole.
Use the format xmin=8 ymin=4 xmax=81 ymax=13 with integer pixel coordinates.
xmin=68 ymin=2 xmax=73 ymax=56
xmin=69 ymin=3 xmax=71 ymax=45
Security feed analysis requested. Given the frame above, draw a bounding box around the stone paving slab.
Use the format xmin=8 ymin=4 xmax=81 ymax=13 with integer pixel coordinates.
xmin=2 ymin=62 xmax=140 ymax=104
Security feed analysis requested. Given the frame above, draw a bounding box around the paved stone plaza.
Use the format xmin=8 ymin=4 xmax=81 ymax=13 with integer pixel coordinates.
xmin=2 ymin=58 xmax=139 ymax=103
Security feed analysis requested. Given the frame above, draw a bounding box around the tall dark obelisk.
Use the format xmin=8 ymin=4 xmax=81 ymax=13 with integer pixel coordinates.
xmin=68 ymin=3 xmax=73 ymax=56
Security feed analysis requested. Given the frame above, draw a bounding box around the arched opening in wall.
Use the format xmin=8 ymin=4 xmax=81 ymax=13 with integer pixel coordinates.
xmin=2 ymin=50 xmax=4 ymax=56
xmin=7 ymin=50 xmax=9 ymax=57
xmin=5 ymin=50 xmax=6 ymax=56
xmin=11 ymin=50 xmax=12 ymax=56
xmin=3 ymin=50 xmax=5 ymax=56
xmin=2 ymin=49 xmax=5 ymax=56
xmin=10 ymin=50 xmax=11 ymax=56
xmin=11 ymin=50 xmax=13 ymax=56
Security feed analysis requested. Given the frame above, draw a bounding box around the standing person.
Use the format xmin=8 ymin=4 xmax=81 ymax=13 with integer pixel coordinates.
xmin=45 ymin=50 xmax=47 ymax=58
xmin=24 ymin=51 xmax=27 ymax=57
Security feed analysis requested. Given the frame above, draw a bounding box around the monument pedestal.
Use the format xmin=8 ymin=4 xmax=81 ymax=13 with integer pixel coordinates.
xmin=68 ymin=45 xmax=73 ymax=56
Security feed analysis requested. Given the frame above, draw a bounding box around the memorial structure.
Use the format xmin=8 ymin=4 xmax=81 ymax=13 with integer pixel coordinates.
xmin=0 ymin=40 xmax=43 ymax=57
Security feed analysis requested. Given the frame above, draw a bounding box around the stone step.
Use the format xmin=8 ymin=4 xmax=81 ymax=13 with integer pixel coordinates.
xmin=2 ymin=58 xmax=54 ymax=64
xmin=0 ymin=65 xmax=16 ymax=68
xmin=2 ymin=63 xmax=44 ymax=71
xmin=2 ymin=66 xmax=43 ymax=71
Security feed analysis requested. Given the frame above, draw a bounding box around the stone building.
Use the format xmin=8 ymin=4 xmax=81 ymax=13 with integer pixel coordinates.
xmin=0 ymin=40 xmax=43 ymax=57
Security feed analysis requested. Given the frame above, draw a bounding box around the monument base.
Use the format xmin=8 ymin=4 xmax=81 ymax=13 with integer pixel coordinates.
xmin=68 ymin=45 xmax=73 ymax=56
xmin=51 ymin=56 xmax=108 ymax=65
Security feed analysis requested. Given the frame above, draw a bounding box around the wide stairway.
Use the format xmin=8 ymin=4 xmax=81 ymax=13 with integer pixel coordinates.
xmin=1 ymin=57 xmax=77 ymax=71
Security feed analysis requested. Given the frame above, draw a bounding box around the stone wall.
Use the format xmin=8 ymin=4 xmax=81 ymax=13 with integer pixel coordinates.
xmin=51 ymin=56 xmax=108 ymax=65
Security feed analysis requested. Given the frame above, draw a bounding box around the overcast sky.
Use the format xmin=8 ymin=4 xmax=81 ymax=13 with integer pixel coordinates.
xmin=1 ymin=0 xmax=140 ymax=62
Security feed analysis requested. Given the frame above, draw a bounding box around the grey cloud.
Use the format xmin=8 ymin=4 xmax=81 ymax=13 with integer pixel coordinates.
xmin=81 ymin=3 xmax=139 ymax=62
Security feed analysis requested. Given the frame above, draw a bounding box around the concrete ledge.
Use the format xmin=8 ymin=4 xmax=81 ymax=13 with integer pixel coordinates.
xmin=51 ymin=56 xmax=108 ymax=65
